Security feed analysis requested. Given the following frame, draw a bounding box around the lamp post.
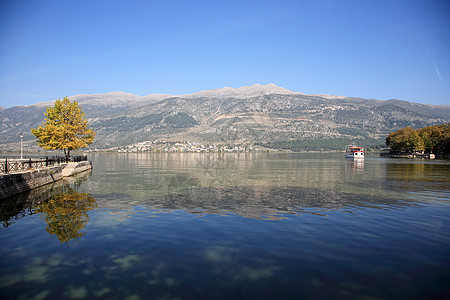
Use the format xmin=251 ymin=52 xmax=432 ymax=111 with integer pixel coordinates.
xmin=20 ymin=134 xmax=23 ymax=159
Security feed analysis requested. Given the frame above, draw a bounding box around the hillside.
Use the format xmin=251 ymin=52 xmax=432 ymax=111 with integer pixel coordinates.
xmin=1 ymin=84 xmax=449 ymax=151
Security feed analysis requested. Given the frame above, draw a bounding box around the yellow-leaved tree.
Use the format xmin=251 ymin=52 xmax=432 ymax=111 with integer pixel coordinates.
xmin=31 ymin=97 xmax=96 ymax=160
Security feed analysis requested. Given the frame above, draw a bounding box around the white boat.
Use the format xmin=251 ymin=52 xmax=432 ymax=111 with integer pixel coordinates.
xmin=345 ymin=144 xmax=364 ymax=159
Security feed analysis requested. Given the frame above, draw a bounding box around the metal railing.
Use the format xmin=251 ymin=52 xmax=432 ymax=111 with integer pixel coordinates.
xmin=0 ymin=155 xmax=88 ymax=174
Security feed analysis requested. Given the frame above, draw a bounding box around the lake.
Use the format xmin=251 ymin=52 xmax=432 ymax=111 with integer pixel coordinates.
xmin=1 ymin=153 xmax=449 ymax=299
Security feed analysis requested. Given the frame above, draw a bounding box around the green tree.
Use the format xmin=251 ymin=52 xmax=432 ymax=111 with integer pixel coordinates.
xmin=387 ymin=123 xmax=450 ymax=154
xmin=407 ymin=129 xmax=424 ymax=152
xmin=31 ymin=97 xmax=96 ymax=160
xmin=418 ymin=125 xmax=441 ymax=152
xmin=436 ymin=123 xmax=450 ymax=154
xmin=386 ymin=127 xmax=415 ymax=152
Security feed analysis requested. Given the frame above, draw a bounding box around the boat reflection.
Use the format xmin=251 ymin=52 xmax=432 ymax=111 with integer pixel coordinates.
xmin=346 ymin=159 xmax=364 ymax=171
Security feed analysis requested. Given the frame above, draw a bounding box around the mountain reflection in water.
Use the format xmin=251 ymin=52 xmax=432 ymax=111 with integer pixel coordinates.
xmin=4 ymin=153 xmax=446 ymax=225
xmin=95 ymin=185 xmax=413 ymax=221
xmin=1 ymin=153 xmax=449 ymax=299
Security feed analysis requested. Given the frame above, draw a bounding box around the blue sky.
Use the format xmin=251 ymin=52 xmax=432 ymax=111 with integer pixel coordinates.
xmin=0 ymin=0 xmax=449 ymax=108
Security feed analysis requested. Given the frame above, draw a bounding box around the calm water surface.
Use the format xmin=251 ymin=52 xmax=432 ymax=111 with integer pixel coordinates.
xmin=1 ymin=153 xmax=449 ymax=299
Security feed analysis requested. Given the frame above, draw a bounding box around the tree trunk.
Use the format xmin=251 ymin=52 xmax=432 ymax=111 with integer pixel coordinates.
xmin=64 ymin=149 xmax=70 ymax=162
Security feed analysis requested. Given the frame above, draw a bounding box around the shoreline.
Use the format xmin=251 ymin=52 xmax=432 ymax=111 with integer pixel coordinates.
xmin=0 ymin=161 xmax=92 ymax=200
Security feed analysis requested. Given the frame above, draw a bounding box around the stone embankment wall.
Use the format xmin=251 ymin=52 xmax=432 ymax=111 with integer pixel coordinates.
xmin=0 ymin=161 xmax=92 ymax=200
xmin=61 ymin=161 xmax=92 ymax=177
xmin=0 ymin=166 xmax=62 ymax=200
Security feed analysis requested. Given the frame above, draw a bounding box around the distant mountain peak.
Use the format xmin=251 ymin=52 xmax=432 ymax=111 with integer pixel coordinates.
xmin=181 ymin=83 xmax=298 ymax=99
xmin=25 ymin=84 xmax=347 ymax=109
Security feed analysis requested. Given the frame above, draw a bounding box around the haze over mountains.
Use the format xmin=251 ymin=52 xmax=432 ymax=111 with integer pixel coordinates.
xmin=1 ymin=84 xmax=449 ymax=151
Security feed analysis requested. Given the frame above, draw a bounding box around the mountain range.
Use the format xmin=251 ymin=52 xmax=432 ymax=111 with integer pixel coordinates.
xmin=1 ymin=84 xmax=449 ymax=151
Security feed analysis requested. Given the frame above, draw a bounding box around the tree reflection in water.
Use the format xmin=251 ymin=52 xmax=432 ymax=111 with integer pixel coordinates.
xmin=35 ymin=187 xmax=96 ymax=244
